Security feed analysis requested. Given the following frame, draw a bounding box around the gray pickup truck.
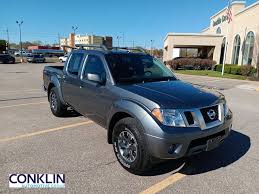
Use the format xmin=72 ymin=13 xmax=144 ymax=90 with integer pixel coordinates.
xmin=43 ymin=45 xmax=233 ymax=174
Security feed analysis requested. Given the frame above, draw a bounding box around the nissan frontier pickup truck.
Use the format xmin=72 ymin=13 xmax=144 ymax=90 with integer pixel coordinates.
xmin=43 ymin=45 xmax=233 ymax=174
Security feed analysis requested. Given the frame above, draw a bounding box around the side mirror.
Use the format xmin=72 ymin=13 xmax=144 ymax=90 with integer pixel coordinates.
xmin=87 ymin=73 xmax=106 ymax=85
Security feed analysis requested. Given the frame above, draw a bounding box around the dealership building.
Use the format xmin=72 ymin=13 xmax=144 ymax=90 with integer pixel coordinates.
xmin=163 ymin=1 xmax=259 ymax=67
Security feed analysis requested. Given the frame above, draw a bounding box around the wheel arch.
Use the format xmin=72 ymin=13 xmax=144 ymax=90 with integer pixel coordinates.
xmin=47 ymin=77 xmax=66 ymax=105
xmin=107 ymin=100 xmax=150 ymax=144
xmin=108 ymin=112 xmax=133 ymax=144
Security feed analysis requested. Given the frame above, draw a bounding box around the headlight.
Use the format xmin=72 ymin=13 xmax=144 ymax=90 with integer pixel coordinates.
xmin=224 ymin=102 xmax=229 ymax=116
xmin=152 ymin=109 xmax=186 ymax=127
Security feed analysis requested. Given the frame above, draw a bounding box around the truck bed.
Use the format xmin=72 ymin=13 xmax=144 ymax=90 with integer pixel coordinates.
xmin=43 ymin=65 xmax=64 ymax=91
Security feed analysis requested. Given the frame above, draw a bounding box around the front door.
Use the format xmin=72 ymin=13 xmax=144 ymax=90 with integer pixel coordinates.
xmin=76 ymin=54 xmax=110 ymax=126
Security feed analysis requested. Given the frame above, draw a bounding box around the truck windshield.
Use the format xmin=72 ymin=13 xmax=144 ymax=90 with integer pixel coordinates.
xmin=105 ymin=53 xmax=176 ymax=84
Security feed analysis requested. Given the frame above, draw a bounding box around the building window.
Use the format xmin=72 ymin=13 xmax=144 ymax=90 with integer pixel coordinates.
xmin=242 ymin=31 xmax=255 ymax=65
xmin=216 ymin=27 xmax=221 ymax=34
xmin=231 ymin=35 xmax=241 ymax=64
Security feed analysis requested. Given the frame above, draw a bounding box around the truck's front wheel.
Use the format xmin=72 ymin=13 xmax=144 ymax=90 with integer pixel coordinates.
xmin=49 ymin=87 xmax=67 ymax=117
xmin=112 ymin=117 xmax=152 ymax=175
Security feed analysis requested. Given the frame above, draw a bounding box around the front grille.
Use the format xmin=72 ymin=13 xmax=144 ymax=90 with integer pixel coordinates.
xmin=200 ymin=105 xmax=219 ymax=123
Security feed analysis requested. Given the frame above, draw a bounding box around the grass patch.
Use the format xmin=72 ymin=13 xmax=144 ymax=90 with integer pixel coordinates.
xmin=175 ymin=70 xmax=247 ymax=80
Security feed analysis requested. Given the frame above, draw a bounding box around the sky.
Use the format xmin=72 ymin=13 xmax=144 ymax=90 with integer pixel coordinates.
xmin=0 ymin=0 xmax=257 ymax=48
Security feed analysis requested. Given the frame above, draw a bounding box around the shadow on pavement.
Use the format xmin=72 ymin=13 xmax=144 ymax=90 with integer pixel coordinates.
xmin=59 ymin=109 xmax=82 ymax=118
xmin=143 ymin=130 xmax=250 ymax=176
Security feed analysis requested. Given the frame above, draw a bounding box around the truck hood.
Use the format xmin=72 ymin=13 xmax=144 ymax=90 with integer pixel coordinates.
xmin=118 ymin=80 xmax=223 ymax=109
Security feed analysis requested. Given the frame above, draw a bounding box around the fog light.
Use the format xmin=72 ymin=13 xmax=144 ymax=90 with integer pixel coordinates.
xmin=168 ymin=144 xmax=176 ymax=154
xmin=168 ymin=144 xmax=183 ymax=154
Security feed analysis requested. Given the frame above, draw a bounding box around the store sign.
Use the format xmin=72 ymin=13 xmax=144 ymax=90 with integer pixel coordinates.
xmin=213 ymin=14 xmax=229 ymax=27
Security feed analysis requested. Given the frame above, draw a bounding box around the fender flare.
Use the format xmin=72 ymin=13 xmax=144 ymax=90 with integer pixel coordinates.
xmin=106 ymin=99 xmax=151 ymax=143
xmin=48 ymin=76 xmax=66 ymax=105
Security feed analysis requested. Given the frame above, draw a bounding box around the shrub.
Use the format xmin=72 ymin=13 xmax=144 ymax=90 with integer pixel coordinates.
xmin=167 ymin=58 xmax=216 ymax=70
xmin=240 ymin=65 xmax=256 ymax=76
xmin=215 ymin=64 xmax=233 ymax=71
xmin=215 ymin=64 xmax=242 ymax=75
xmin=214 ymin=64 xmax=257 ymax=76
xmin=230 ymin=66 xmax=241 ymax=75
xmin=224 ymin=66 xmax=232 ymax=74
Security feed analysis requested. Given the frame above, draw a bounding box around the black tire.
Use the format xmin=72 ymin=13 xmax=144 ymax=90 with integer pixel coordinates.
xmin=49 ymin=87 xmax=67 ymax=117
xmin=112 ymin=117 xmax=152 ymax=175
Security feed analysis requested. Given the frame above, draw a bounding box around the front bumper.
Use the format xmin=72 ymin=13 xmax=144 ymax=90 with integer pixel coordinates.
xmin=144 ymin=113 xmax=233 ymax=159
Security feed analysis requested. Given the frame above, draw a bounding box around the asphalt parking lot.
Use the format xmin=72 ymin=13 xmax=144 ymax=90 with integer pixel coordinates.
xmin=0 ymin=63 xmax=259 ymax=194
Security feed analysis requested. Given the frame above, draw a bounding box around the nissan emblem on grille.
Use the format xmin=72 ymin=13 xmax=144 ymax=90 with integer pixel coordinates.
xmin=207 ymin=109 xmax=216 ymax=120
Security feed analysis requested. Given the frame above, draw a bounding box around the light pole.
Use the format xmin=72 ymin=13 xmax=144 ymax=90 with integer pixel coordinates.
xmin=16 ymin=20 xmax=23 ymax=62
xmin=72 ymin=26 xmax=78 ymax=34
xmin=6 ymin=28 xmax=10 ymax=50
xmin=121 ymin=32 xmax=124 ymax=47
xmin=150 ymin=40 xmax=154 ymax=56
xmin=116 ymin=36 xmax=121 ymax=47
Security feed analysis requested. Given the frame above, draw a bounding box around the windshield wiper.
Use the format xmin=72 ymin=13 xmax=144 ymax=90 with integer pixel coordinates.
xmin=117 ymin=77 xmax=144 ymax=84
xmin=117 ymin=76 xmax=176 ymax=84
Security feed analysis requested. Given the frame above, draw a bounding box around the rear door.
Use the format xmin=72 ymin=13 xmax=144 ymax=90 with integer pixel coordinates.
xmin=62 ymin=51 xmax=85 ymax=109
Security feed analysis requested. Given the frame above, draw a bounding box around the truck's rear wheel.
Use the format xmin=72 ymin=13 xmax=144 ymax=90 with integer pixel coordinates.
xmin=112 ymin=117 xmax=152 ymax=175
xmin=49 ymin=87 xmax=67 ymax=117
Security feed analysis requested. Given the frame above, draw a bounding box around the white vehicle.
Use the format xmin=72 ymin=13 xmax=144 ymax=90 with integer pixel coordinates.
xmin=59 ymin=54 xmax=69 ymax=62
xmin=14 ymin=50 xmax=28 ymax=57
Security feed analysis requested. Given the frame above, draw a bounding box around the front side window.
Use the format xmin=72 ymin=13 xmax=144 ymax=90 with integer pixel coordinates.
xmin=231 ymin=35 xmax=241 ymax=64
xmin=67 ymin=53 xmax=84 ymax=75
xmin=242 ymin=31 xmax=255 ymax=65
xmin=105 ymin=53 xmax=176 ymax=84
xmin=83 ymin=55 xmax=105 ymax=78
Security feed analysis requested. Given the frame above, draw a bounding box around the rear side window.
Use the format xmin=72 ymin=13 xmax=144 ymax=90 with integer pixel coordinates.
xmin=83 ymin=55 xmax=105 ymax=78
xmin=67 ymin=53 xmax=84 ymax=75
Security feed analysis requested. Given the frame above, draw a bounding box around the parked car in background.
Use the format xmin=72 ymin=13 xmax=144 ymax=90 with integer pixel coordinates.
xmin=31 ymin=49 xmax=64 ymax=57
xmin=59 ymin=54 xmax=69 ymax=62
xmin=0 ymin=54 xmax=15 ymax=64
xmin=27 ymin=54 xmax=45 ymax=63
xmin=14 ymin=50 xmax=29 ymax=57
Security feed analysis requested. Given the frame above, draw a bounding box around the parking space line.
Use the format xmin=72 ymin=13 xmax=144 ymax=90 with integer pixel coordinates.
xmin=0 ymin=89 xmax=41 ymax=94
xmin=139 ymin=173 xmax=186 ymax=194
xmin=0 ymin=91 xmax=43 ymax=96
xmin=0 ymin=121 xmax=93 ymax=143
xmin=0 ymin=101 xmax=48 ymax=109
